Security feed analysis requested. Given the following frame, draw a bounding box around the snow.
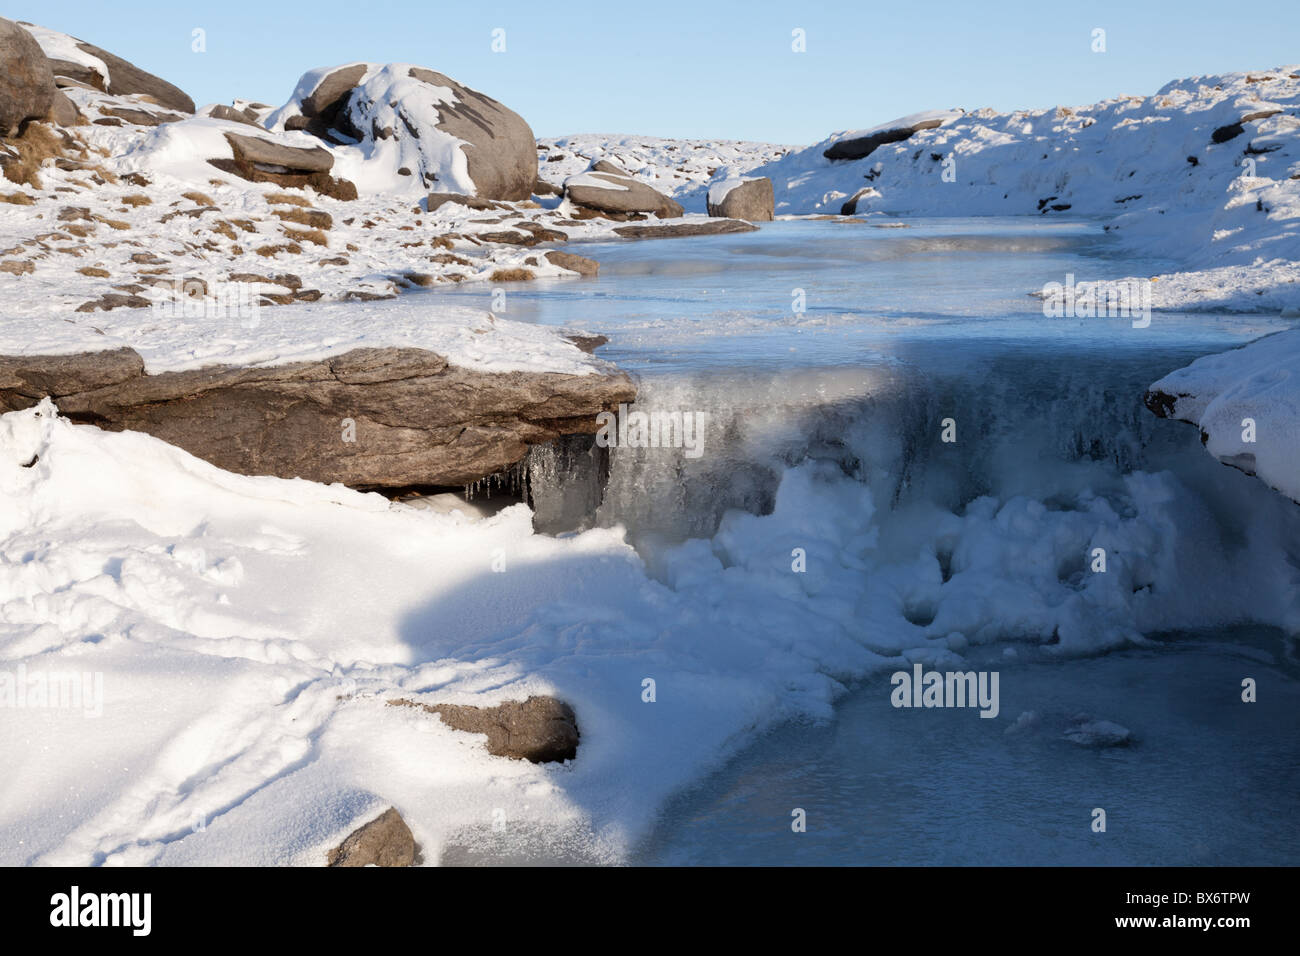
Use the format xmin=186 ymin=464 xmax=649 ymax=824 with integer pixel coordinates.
xmin=265 ymin=63 xmax=474 ymax=197
xmin=825 ymin=109 xmax=965 ymax=148
xmin=4 ymin=357 xmax=1299 ymax=864
xmin=0 ymin=294 xmax=608 ymax=376
xmin=1148 ymin=329 xmax=1300 ymax=502
xmin=21 ymin=22 xmax=109 ymax=85
xmin=751 ymin=67 xmax=1300 ymax=289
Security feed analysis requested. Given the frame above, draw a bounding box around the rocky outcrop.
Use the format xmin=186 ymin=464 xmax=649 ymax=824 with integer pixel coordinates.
xmin=390 ymin=696 xmax=580 ymax=763
xmin=545 ymin=250 xmax=599 ymax=276
xmin=1144 ymin=329 xmax=1300 ymax=505
xmin=706 ymin=177 xmax=774 ymax=221
xmin=0 ymin=18 xmax=55 ymax=136
xmin=210 ymin=131 xmax=357 ymax=200
xmin=824 ymin=114 xmax=950 ymax=161
xmin=23 ymin=24 xmax=195 ymax=113
xmin=563 ymin=170 xmax=684 ymax=220
xmin=277 ymin=64 xmax=536 ymax=200
xmin=612 ymin=219 xmax=757 ymax=239
xmin=327 ymin=808 xmax=419 ymax=867
xmin=0 ymin=346 xmax=636 ymax=488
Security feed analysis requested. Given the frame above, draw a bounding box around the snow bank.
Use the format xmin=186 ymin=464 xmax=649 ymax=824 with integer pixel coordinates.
xmin=0 ymin=295 xmax=607 ymax=376
xmin=753 ymin=67 xmax=1300 ymax=279
xmin=1149 ymin=328 xmax=1300 ymax=502
xmin=3 ymin=385 xmax=1298 ymax=864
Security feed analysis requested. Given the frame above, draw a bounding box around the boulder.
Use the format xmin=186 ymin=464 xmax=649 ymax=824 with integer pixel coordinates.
xmin=563 ymin=171 xmax=684 ymax=219
xmin=275 ymin=64 xmax=536 ymax=201
xmin=545 ymin=250 xmax=599 ymax=276
xmin=207 ymin=104 xmax=260 ymax=127
xmin=390 ymin=696 xmax=579 ymax=763
xmin=46 ymin=90 xmax=82 ymax=126
xmin=823 ymin=111 xmax=953 ymax=161
xmin=327 ymin=808 xmax=418 ymax=867
xmin=210 ymin=132 xmax=356 ymax=200
xmin=225 ymin=132 xmax=333 ymax=173
xmin=24 ymin=23 xmax=195 ymax=113
xmin=0 ymin=18 xmax=55 ymax=135
xmin=612 ymin=219 xmax=757 ymax=239
xmin=706 ymin=176 xmax=773 ymax=221
xmin=0 ymin=346 xmax=636 ymax=488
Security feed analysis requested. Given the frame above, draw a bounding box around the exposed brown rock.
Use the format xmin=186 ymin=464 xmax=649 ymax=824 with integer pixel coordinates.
xmin=0 ymin=17 xmax=55 ymax=136
xmin=613 ymin=219 xmax=758 ymax=239
xmin=327 ymin=808 xmax=418 ymax=867
xmin=545 ymin=250 xmax=599 ymax=276
xmin=389 ymin=696 xmax=579 ymax=763
xmin=706 ymin=177 xmax=774 ymax=221
xmin=0 ymin=346 xmax=637 ymax=487
xmin=564 ymin=171 xmax=684 ymax=220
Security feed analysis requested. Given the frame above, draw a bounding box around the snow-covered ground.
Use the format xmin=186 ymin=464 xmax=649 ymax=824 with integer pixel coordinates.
xmin=1149 ymin=328 xmax=1300 ymax=502
xmin=537 ymin=134 xmax=795 ymax=200
xmin=750 ymin=67 xmax=1300 ymax=312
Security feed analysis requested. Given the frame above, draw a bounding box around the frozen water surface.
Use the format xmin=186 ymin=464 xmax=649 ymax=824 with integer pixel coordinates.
xmin=416 ymin=219 xmax=1300 ymax=865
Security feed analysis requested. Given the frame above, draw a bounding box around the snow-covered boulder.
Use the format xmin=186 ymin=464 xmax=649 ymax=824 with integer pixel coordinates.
xmin=823 ymin=109 xmax=962 ymax=161
xmin=706 ymin=175 xmax=773 ymax=221
xmin=265 ymin=63 xmax=536 ymax=200
xmin=0 ymin=17 xmax=54 ymax=135
xmin=563 ymin=170 xmax=684 ymax=220
xmin=1145 ymin=329 xmax=1300 ymax=503
xmin=20 ymin=21 xmax=195 ymax=113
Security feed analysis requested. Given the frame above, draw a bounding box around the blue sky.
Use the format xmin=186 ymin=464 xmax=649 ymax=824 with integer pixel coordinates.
xmin=17 ymin=0 xmax=1300 ymax=143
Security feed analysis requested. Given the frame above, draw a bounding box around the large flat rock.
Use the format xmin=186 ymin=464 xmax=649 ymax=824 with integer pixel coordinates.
xmin=0 ymin=346 xmax=636 ymax=488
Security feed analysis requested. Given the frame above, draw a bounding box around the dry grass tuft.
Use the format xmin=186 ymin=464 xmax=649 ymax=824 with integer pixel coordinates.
xmin=265 ymin=191 xmax=310 ymax=207
xmin=273 ymin=207 xmax=332 ymax=229
xmin=182 ymin=191 xmax=214 ymax=205
xmin=0 ymin=191 xmax=34 ymax=205
xmin=1 ymin=123 xmax=63 ymax=188
xmin=283 ymin=227 xmax=327 ymax=247
xmin=489 ymin=268 xmax=535 ymax=282
xmin=78 ymin=266 xmax=110 ymax=277
xmin=120 ymin=194 xmax=152 ymax=207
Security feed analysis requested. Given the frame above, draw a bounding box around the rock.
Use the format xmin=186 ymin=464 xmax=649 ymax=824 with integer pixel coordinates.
xmin=589 ymin=159 xmax=626 ymax=175
xmin=210 ymin=132 xmax=356 ymax=200
xmin=840 ymin=187 xmax=881 ymax=215
xmin=0 ymin=17 xmax=55 ymax=136
xmin=390 ymin=696 xmax=579 ymax=763
xmin=426 ymin=192 xmax=506 ymax=212
xmin=1211 ymin=122 xmax=1244 ymax=144
xmin=705 ymin=176 xmax=773 ymax=221
xmin=279 ymin=64 xmax=536 ymax=201
xmin=612 ymin=218 xmax=757 ymax=239
xmin=224 ymin=132 xmax=333 ymax=173
xmin=299 ymin=64 xmax=368 ymax=129
xmin=327 ymin=808 xmax=418 ymax=867
xmin=563 ymin=171 xmax=683 ymax=219
xmin=73 ymin=293 xmax=151 ymax=312
xmin=207 ymin=104 xmax=260 ymax=127
xmin=532 ymin=178 xmax=562 ymax=197
xmin=100 ymin=106 xmax=186 ymax=127
xmin=46 ymin=90 xmax=82 ymax=126
xmin=824 ymin=113 xmax=950 ymax=161
xmin=34 ymin=29 xmax=196 ymax=113
xmin=0 ymin=346 xmax=636 ymax=488
xmin=545 ymin=250 xmax=599 ymax=276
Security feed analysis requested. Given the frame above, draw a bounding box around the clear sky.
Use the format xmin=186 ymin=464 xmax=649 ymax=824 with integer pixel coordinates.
xmin=15 ymin=0 xmax=1300 ymax=144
